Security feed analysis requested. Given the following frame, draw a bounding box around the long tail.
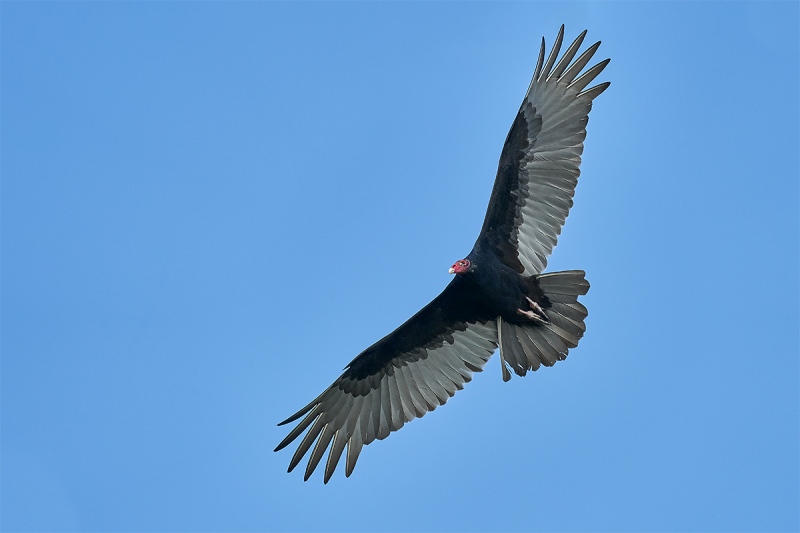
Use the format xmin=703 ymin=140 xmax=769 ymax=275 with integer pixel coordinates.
xmin=497 ymin=270 xmax=589 ymax=381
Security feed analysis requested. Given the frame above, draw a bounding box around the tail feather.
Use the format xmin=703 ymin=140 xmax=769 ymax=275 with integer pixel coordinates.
xmin=497 ymin=270 xmax=589 ymax=380
xmin=549 ymin=302 xmax=588 ymax=324
xmin=525 ymin=327 xmax=561 ymax=366
xmin=544 ymin=321 xmax=581 ymax=347
xmin=547 ymin=308 xmax=586 ymax=338
xmin=514 ymin=328 xmax=542 ymax=372
xmin=497 ymin=317 xmax=529 ymax=381
xmin=537 ymin=272 xmax=590 ymax=296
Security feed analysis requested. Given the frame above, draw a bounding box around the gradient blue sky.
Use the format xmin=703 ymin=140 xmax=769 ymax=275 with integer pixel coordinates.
xmin=2 ymin=2 xmax=798 ymax=532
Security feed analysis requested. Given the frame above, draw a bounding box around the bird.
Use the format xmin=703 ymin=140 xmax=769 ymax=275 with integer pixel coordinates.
xmin=275 ymin=26 xmax=610 ymax=483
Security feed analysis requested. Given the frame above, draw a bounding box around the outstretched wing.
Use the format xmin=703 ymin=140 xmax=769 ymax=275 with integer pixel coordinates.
xmin=275 ymin=278 xmax=498 ymax=483
xmin=477 ymin=26 xmax=610 ymax=274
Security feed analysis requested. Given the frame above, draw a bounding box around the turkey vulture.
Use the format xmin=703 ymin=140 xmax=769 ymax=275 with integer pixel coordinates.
xmin=276 ymin=26 xmax=610 ymax=482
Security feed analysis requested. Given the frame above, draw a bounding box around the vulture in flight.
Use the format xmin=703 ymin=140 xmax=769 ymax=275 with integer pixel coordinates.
xmin=276 ymin=26 xmax=610 ymax=482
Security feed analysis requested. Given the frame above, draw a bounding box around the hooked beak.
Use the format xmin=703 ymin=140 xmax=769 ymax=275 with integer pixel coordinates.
xmin=448 ymin=267 xmax=455 ymax=274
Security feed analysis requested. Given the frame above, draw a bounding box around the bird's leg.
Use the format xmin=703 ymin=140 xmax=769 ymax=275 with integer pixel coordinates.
xmin=516 ymin=297 xmax=549 ymax=324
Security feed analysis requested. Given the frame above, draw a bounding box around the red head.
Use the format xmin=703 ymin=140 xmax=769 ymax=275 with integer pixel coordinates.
xmin=449 ymin=259 xmax=472 ymax=275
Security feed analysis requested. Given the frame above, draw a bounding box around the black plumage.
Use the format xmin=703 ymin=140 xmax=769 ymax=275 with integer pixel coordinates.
xmin=275 ymin=26 xmax=609 ymax=483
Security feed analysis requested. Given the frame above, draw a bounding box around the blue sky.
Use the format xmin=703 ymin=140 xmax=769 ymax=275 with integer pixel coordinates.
xmin=2 ymin=2 xmax=798 ymax=532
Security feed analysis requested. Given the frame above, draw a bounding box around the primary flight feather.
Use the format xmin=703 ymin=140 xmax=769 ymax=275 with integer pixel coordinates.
xmin=275 ymin=26 xmax=610 ymax=483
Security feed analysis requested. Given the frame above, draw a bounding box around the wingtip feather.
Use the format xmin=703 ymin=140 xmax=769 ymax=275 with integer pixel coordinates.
xmin=559 ymin=41 xmax=602 ymax=85
xmin=548 ymin=28 xmax=588 ymax=81
xmin=533 ymin=37 xmax=546 ymax=83
xmin=578 ymin=81 xmax=611 ymax=100
xmin=539 ymin=25 xmax=565 ymax=81
xmin=569 ymin=58 xmax=611 ymax=93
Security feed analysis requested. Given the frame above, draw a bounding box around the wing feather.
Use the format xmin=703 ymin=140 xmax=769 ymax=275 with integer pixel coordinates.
xmin=378 ymin=374 xmax=392 ymax=439
xmin=540 ymin=25 xmax=564 ymax=80
xmin=578 ymin=82 xmax=611 ymax=101
xmin=429 ymin=356 xmax=460 ymax=396
xmin=548 ymin=29 xmax=586 ymax=80
xmin=324 ymin=430 xmax=347 ymax=483
xmin=366 ymin=383 xmax=381 ymax=443
xmin=392 ymin=369 xmax=417 ymax=421
xmin=305 ymin=422 xmax=335 ymax=481
xmin=289 ymin=414 xmax=326 ymax=473
xmin=275 ymin=403 xmax=321 ymax=453
xmin=432 ymin=349 xmax=468 ymax=388
xmin=345 ymin=434 xmax=363 ymax=477
xmin=409 ymin=362 xmax=436 ymax=410
xmin=397 ymin=364 xmax=427 ymax=417
xmin=422 ymin=362 xmax=452 ymax=403
xmin=569 ymin=59 xmax=611 ymax=93
xmin=386 ymin=373 xmax=406 ymax=428
xmin=561 ymin=41 xmax=601 ymax=84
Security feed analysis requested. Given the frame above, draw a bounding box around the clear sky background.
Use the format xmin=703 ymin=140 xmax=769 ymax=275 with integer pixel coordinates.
xmin=2 ymin=2 xmax=798 ymax=532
